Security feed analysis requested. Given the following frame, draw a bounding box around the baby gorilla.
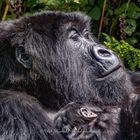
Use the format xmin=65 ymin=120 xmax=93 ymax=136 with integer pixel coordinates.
xmin=54 ymin=102 xmax=121 ymax=140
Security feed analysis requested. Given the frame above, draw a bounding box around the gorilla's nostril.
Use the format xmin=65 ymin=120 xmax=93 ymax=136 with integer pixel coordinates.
xmin=97 ymin=49 xmax=111 ymax=57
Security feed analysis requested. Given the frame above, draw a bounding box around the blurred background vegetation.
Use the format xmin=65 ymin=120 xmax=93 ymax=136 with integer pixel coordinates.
xmin=0 ymin=0 xmax=140 ymax=71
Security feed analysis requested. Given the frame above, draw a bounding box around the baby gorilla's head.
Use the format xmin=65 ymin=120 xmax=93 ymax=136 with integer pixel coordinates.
xmin=54 ymin=102 xmax=121 ymax=140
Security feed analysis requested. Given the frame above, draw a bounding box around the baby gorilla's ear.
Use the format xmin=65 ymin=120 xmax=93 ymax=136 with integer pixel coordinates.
xmin=80 ymin=107 xmax=102 ymax=119
xmin=15 ymin=46 xmax=32 ymax=69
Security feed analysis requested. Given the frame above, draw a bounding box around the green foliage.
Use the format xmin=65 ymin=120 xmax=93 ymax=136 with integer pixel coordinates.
xmin=103 ymin=33 xmax=140 ymax=71
xmin=125 ymin=19 xmax=137 ymax=36
xmin=115 ymin=2 xmax=140 ymax=19
xmin=89 ymin=6 xmax=101 ymax=21
xmin=106 ymin=1 xmax=140 ymax=48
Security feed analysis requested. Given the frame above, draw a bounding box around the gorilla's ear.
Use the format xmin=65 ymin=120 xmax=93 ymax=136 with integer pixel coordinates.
xmin=0 ymin=21 xmax=32 ymax=69
xmin=15 ymin=46 xmax=32 ymax=69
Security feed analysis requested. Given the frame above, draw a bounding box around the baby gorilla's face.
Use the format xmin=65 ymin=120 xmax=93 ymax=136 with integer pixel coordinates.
xmin=54 ymin=102 xmax=121 ymax=140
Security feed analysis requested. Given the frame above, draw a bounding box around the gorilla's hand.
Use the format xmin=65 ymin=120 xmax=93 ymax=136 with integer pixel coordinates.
xmin=54 ymin=102 xmax=121 ymax=140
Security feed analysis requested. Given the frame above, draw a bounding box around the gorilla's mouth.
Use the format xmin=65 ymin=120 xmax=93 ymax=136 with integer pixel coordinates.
xmin=97 ymin=65 xmax=121 ymax=80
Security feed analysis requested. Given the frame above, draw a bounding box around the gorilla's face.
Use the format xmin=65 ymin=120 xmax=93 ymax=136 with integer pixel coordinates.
xmin=23 ymin=12 xmax=133 ymax=105
xmin=9 ymin=12 xmax=133 ymax=105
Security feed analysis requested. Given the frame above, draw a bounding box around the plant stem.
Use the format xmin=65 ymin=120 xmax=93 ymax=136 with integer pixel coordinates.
xmin=2 ymin=3 xmax=8 ymax=20
xmin=98 ymin=0 xmax=107 ymax=39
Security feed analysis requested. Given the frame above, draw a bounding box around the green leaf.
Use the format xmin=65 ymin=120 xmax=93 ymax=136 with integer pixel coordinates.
xmin=128 ymin=2 xmax=140 ymax=12
xmin=80 ymin=0 xmax=88 ymax=6
xmin=115 ymin=3 xmax=127 ymax=15
xmin=43 ymin=0 xmax=61 ymax=6
xmin=25 ymin=0 xmax=39 ymax=6
xmin=115 ymin=2 xmax=140 ymax=15
xmin=102 ymin=33 xmax=140 ymax=70
xmin=89 ymin=6 xmax=101 ymax=20
xmin=126 ymin=37 xmax=138 ymax=45
xmin=97 ymin=0 xmax=104 ymax=9
xmin=108 ymin=9 xmax=113 ymax=16
xmin=128 ymin=11 xmax=140 ymax=19
xmin=125 ymin=19 xmax=136 ymax=36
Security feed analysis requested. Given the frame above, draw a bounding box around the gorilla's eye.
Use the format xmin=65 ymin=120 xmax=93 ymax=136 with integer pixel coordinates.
xmin=71 ymin=34 xmax=79 ymax=41
xmin=84 ymin=32 xmax=92 ymax=40
xmin=69 ymin=29 xmax=79 ymax=41
xmin=85 ymin=33 xmax=90 ymax=39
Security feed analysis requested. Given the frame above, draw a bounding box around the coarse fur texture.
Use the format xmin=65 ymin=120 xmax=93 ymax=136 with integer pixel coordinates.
xmin=128 ymin=71 xmax=140 ymax=94
xmin=54 ymin=102 xmax=121 ymax=140
xmin=0 ymin=11 xmax=133 ymax=107
xmin=0 ymin=11 xmax=139 ymax=140
xmin=0 ymin=90 xmax=64 ymax=140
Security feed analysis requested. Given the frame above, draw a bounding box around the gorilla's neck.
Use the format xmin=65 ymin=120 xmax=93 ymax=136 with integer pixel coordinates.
xmin=0 ymin=61 xmax=134 ymax=109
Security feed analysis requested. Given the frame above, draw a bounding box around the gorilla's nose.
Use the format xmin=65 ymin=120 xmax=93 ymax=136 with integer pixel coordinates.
xmin=96 ymin=48 xmax=112 ymax=58
xmin=94 ymin=46 xmax=115 ymax=60
xmin=92 ymin=45 xmax=121 ymax=76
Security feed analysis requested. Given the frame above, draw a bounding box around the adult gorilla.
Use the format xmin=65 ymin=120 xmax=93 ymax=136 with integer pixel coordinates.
xmin=0 ymin=11 xmax=138 ymax=139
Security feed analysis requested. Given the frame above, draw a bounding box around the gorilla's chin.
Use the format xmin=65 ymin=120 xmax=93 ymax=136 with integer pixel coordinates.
xmin=93 ymin=68 xmax=133 ymax=105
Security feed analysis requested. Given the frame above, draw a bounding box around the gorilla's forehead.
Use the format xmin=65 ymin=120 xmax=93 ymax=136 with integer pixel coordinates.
xmin=0 ymin=11 xmax=91 ymax=42
xmin=27 ymin=11 xmax=91 ymax=32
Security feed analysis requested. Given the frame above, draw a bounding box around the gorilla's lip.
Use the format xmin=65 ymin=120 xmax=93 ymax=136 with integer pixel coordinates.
xmin=96 ymin=65 xmax=121 ymax=80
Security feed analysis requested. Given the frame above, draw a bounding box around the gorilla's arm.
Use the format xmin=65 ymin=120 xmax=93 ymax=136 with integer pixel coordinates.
xmin=0 ymin=90 xmax=65 ymax=140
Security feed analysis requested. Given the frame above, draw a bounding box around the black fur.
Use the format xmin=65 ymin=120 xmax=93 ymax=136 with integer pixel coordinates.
xmin=0 ymin=11 xmax=132 ymax=107
xmin=54 ymin=102 xmax=121 ymax=140
xmin=0 ymin=90 xmax=64 ymax=140
xmin=128 ymin=71 xmax=140 ymax=94
xmin=0 ymin=11 xmax=139 ymax=140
